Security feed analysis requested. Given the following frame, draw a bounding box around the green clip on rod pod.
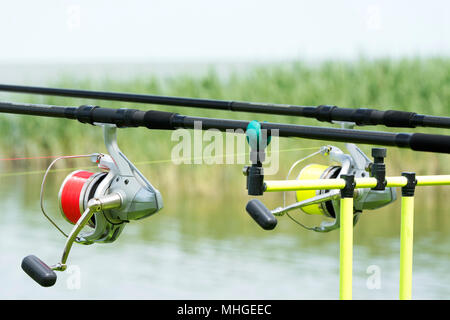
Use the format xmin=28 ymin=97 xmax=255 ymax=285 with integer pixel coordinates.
xmin=244 ymin=121 xmax=278 ymax=230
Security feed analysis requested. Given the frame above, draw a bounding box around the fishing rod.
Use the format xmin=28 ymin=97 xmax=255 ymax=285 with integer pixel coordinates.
xmin=1 ymin=101 xmax=449 ymax=153
xmin=1 ymin=83 xmax=450 ymax=129
xmin=1 ymin=99 xmax=449 ymax=299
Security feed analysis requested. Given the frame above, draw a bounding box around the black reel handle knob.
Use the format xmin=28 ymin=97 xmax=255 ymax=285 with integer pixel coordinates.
xmin=246 ymin=199 xmax=277 ymax=230
xmin=21 ymin=255 xmax=57 ymax=287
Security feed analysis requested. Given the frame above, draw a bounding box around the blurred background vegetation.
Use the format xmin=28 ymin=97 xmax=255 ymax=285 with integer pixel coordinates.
xmin=1 ymin=57 xmax=449 ymax=170
xmin=1 ymin=57 xmax=450 ymax=298
xmin=1 ymin=57 xmax=449 ymax=222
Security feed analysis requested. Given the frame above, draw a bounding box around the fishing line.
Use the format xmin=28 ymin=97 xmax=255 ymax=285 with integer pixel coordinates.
xmin=0 ymin=155 xmax=63 ymax=161
xmin=0 ymin=146 xmax=324 ymax=237
xmin=281 ymin=147 xmax=325 ymax=231
xmin=0 ymin=146 xmax=322 ymax=178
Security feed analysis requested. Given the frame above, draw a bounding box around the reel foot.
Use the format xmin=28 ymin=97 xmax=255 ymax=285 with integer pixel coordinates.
xmin=21 ymin=255 xmax=57 ymax=287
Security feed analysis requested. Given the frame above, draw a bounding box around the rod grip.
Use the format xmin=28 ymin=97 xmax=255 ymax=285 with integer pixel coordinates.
xmin=409 ymin=133 xmax=450 ymax=154
xmin=21 ymin=255 xmax=57 ymax=287
xmin=245 ymin=199 xmax=277 ymax=230
xmin=143 ymin=110 xmax=178 ymax=129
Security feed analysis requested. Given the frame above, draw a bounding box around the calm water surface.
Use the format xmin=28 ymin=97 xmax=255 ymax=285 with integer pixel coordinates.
xmin=0 ymin=171 xmax=449 ymax=300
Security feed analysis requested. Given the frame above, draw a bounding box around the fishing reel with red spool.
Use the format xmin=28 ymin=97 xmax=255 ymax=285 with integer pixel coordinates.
xmin=21 ymin=124 xmax=163 ymax=287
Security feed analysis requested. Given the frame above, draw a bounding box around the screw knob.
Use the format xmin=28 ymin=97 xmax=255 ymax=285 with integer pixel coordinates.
xmin=372 ymin=148 xmax=387 ymax=160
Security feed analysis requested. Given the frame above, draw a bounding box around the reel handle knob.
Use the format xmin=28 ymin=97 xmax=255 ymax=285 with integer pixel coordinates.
xmin=21 ymin=255 xmax=57 ymax=287
xmin=245 ymin=199 xmax=277 ymax=230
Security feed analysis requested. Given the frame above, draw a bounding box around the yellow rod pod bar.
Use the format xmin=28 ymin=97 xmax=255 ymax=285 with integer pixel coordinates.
xmin=399 ymin=173 xmax=417 ymax=300
xmin=264 ymin=175 xmax=450 ymax=192
xmin=339 ymin=175 xmax=356 ymax=300
xmin=264 ymin=173 xmax=450 ymax=300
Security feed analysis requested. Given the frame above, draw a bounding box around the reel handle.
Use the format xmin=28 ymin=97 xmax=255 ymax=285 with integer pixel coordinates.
xmin=246 ymin=199 xmax=278 ymax=230
xmin=21 ymin=255 xmax=57 ymax=287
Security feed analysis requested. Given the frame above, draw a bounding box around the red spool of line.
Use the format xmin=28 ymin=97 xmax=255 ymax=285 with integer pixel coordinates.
xmin=58 ymin=170 xmax=96 ymax=224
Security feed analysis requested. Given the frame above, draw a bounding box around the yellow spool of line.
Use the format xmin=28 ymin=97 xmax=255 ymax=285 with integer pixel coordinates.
xmin=295 ymin=164 xmax=330 ymax=215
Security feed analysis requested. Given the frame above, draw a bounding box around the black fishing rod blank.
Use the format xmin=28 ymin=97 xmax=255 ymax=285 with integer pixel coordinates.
xmin=1 ymin=101 xmax=449 ymax=154
xmin=1 ymin=84 xmax=450 ymax=129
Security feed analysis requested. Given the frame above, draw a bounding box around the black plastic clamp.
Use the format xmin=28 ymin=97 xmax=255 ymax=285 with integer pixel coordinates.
xmin=244 ymin=164 xmax=265 ymax=196
xmin=340 ymin=174 xmax=356 ymax=198
xmin=370 ymin=148 xmax=387 ymax=190
xmin=401 ymin=172 xmax=417 ymax=197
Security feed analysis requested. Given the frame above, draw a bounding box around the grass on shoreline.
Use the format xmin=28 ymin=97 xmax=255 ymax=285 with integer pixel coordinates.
xmin=0 ymin=57 xmax=448 ymax=179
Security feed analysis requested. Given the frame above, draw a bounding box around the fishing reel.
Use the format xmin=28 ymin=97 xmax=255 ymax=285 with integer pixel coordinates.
xmin=246 ymin=143 xmax=397 ymax=232
xmin=21 ymin=123 xmax=163 ymax=287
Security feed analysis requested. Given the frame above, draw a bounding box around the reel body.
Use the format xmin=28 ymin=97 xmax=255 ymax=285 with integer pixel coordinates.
xmin=292 ymin=144 xmax=397 ymax=231
xmin=295 ymin=156 xmax=397 ymax=220
xmin=247 ymin=143 xmax=397 ymax=233
xmin=22 ymin=123 xmax=163 ymax=286
xmin=53 ymin=125 xmax=163 ymax=244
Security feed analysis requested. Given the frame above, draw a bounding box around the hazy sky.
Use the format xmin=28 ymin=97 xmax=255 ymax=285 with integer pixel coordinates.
xmin=1 ymin=0 xmax=449 ymax=63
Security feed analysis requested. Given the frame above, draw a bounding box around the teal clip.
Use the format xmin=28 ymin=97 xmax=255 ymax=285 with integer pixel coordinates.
xmin=246 ymin=120 xmax=271 ymax=151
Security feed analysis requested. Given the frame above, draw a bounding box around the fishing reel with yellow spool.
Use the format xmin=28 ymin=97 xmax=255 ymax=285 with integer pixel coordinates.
xmin=282 ymin=144 xmax=396 ymax=232
xmin=246 ymin=143 xmax=397 ymax=232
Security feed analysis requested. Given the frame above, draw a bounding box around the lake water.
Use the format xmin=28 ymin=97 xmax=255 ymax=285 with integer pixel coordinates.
xmin=0 ymin=167 xmax=449 ymax=300
xmin=1 ymin=58 xmax=449 ymax=300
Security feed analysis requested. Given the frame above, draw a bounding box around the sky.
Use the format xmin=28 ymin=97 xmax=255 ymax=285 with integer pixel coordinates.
xmin=0 ymin=0 xmax=449 ymax=64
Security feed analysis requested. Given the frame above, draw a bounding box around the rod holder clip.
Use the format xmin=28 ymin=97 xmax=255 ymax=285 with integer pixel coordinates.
xmin=401 ymin=172 xmax=417 ymax=197
xmin=370 ymin=148 xmax=387 ymax=190
xmin=244 ymin=120 xmax=270 ymax=196
xmin=246 ymin=165 xmax=265 ymax=196
xmin=340 ymin=174 xmax=356 ymax=198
